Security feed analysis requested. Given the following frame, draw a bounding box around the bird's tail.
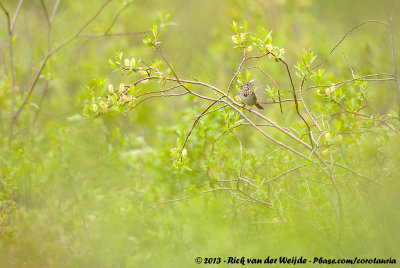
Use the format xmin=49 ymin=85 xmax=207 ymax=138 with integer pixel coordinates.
xmin=255 ymin=103 xmax=264 ymax=110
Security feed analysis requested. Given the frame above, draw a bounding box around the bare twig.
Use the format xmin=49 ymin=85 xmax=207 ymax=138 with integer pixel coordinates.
xmin=129 ymin=92 xmax=188 ymax=110
xmin=333 ymin=162 xmax=383 ymax=186
xmin=104 ymin=3 xmax=128 ymax=34
xmin=302 ymin=74 xmax=396 ymax=92
xmin=228 ymin=104 xmax=312 ymax=160
xmin=261 ymin=165 xmax=307 ymax=185
xmin=10 ymin=0 xmax=24 ymax=32
xmin=328 ymin=149 xmax=342 ymax=222
xmin=279 ymin=58 xmax=315 ymax=147
xmin=80 ymin=31 xmax=148 ymax=38
xmin=230 ymin=130 xmax=244 ymax=188
xmin=49 ymin=0 xmax=60 ymax=24
xmin=134 ymin=84 xmax=182 ymax=98
xmin=298 ymin=62 xmax=324 ymax=133
xmin=8 ymin=0 xmax=113 ymax=140
xmin=147 ymin=188 xmax=237 ymax=209
xmin=38 ymin=0 xmax=50 ymax=26
xmin=269 ymin=181 xmax=312 ymax=203
xmin=180 ymin=98 xmax=222 ymax=153
xmin=388 ymin=13 xmax=400 ymax=116
xmin=330 ymin=20 xmax=389 ymax=55
xmin=133 ymin=76 xmax=221 ymax=102
xmin=1 ymin=0 xmax=24 ymax=142
xmin=194 ymin=104 xmax=228 ymax=119
xmin=226 ymin=50 xmax=268 ymax=97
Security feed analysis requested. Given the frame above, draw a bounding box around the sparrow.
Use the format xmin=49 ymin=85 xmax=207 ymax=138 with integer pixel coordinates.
xmin=239 ymin=82 xmax=263 ymax=109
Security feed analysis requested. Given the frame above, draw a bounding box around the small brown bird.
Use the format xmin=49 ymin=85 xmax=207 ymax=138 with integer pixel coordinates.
xmin=239 ymin=82 xmax=264 ymax=110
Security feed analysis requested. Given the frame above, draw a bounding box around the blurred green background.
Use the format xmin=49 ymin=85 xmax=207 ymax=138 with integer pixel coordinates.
xmin=1 ymin=0 xmax=400 ymax=267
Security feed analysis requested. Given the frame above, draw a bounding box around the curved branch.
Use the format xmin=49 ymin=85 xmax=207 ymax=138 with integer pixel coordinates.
xmin=330 ymin=20 xmax=389 ymax=55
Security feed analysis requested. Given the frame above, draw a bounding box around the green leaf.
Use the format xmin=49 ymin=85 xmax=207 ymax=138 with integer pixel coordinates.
xmin=143 ymin=36 xmax=153 ymax=47
xmin=259 ymin=27 xmax=266 ymax=39
xmin=29 ymin=103 xmax=39 ymax=110
xmin=246 ymin=70 xmax=252 ymax=82
xmin=152 ymin=24 xmax=158 ymax=38
xmin=237 ymin=73 xmax=243 ymax=84
xmin=108 ymin=59 xmax=118 ymax=70
xmin=265 ymin=30 xmax=273 ymax=43
xmin=166 ymin=12 xmax=173 ymax=21
xmin=230 ymin=20 xmax=238 ymax=33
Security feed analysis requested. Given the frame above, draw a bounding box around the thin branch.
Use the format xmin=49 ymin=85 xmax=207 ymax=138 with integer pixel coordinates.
xmin=207 ymin=123 xmax=275 ymax=144
xmin=227 ymin=48 xmax=246 ymax=97
xmin=134 ymin=84 xmax=182 ymax=98
xmin=132 ymin=76 xmax=221 ymax=102
xmin=219 ymin=162 xmax=271 ymax=207
xmin=333 ymin=162 xmax=383 ymax=186
xmin=14 ymin=80 xmax=50 ymax=136
xmin=226 ymin=50 xmax=268 ymax=97
xmin=261 ymin=165 xmax=308 ymax=185
xmin=330 ymin=20 xmax=389 ymax=55
xmin=8 ymin=0 xmax=113 ymax=140
xmin=260 ymin=99 xmax=297 ymax=104
xmin=228 ymin=104 xmax=312 ymax=160
xmin=303 ymin=74 xmax=396 ymax=92
xmin=38 ymin=0 xmax=50 ymax=26
xmin=279 ymin=58 xmax=315 ymax=147
xmin=328 ymin=149 xmax=342 ymax=222
xmin=230 ymin=130 xmax=244 ymax=189
xmin=38 ymin=0 xmax=52 ymax=52
xmin=180 ymin=98 xmax=222 ymax=153
xmin=0 ymin=1 xmax=13 ymax=127
xmin=308 ymin=132 xmax=326 ymax=158
xmin=129 ymin=92 xmax=188 ymax=110
xmin=234 ymin=123 xmax=275 ymax=129
xmin=194 ymin=104 xmax=228 ymax=119
xmin=2 ymin=0 xmax=24 ymax=142
xmin=147 ymin=188 xmax=237 ymax=209
xmin=49 ymin=0 xmax=60 ymax=24
xmin=10 ymin=0 xmax=24 ymax=32
xmin=50 ymin=0 xmax=112 ymax=55
xmin=80 ymin=31 xmax=148 ymax=38
xmin=299 ymin=69 xmax=323 ymax=133
xmin=104 ymin=3 xmax=128 ymax=34
xmin=389 ymin=12 xmax=400 ymax=116
xmin=269 ymin=181 xmax=312 ymax=203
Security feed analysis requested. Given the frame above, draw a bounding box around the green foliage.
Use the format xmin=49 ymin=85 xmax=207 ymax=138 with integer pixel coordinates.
xmin=295 ymin=49 xmax=317 ymax=78
xmin=143 ymin=11 xmax=174 ymax=48
xmin=230 ymin=20 xmax=285 ymax=62
xmin=1 ymin=1 xmax=400 ymax=267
